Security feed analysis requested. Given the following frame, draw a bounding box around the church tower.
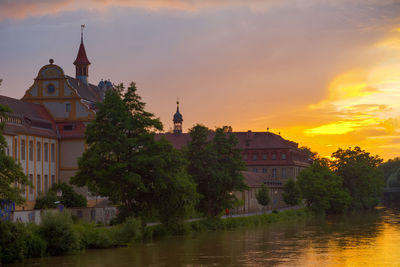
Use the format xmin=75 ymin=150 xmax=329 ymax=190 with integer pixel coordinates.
xmin=173 ymin=100 xmax=183 ymax=134
xmin=74 ymin=25 xmax=90 ymax=85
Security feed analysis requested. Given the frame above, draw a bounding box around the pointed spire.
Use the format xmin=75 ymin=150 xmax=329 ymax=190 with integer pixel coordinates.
xmin=74 ymin=25 xmax=90 ymax=85
xmin=173 ymin=98 xmax=183 ymax=134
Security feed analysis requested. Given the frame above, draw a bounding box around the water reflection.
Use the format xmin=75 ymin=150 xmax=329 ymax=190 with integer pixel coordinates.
xmin=12 ymin=207 xmax=400 ymax=267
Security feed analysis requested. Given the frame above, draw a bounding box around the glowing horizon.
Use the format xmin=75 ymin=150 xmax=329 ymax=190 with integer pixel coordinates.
xmin=1 ymin=0 xmax=400 ymax=160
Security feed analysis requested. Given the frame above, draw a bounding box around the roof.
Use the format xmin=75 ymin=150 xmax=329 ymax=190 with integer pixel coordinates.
xmin=66 ymin=76 xmax=103 ymax=103
xmin=56 ymin=122 xmax=86 ymax=139
xmin=173 ymin=109 xmax=183 ymax=122
xmin=157 ymin=131 xmax=299 ymax=150
xmin=73 ymin=42 xmax=91 ymax=65
xmin=0 ymin=95 xmax=57 ymax=138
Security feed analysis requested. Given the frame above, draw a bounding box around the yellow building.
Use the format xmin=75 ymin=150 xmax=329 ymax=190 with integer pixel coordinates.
xmin=1 ymin=32 xmax=110 ymax=210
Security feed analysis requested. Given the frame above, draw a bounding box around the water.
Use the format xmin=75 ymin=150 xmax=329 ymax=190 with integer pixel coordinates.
xmin=11 ymin=207 xmax=400 ymax=266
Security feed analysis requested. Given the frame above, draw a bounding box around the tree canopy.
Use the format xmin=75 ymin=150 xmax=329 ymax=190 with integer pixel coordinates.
xmin=34 ymin=183 xmax=87 ymax=209
xmin=0 ymin=104 xmax=29 ymax=207
xmin=71 ymin=83 xmax=197 ymax=225
xmin=331 ymin=146 xmax=384 ymax=210
xmin=282 ymin=178 xmax=301 ymax=206
xmin=256 ymin=184 xmax=270 ymax=207
xmin=297 ymin=159 xmax=351 ymax=214
xmin=186 ymin=125 xmax=248 ymax=217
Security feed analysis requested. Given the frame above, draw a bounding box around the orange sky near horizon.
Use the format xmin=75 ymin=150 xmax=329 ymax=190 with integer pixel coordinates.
xmin=1 ymin=0 xmax=400 ymax=160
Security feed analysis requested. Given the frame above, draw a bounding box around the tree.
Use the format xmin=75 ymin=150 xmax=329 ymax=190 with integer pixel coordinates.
xmin=297 ymin=160 xmax=351 ymax=214
xmin=34 ymin=182 xmax=87 ymax=209
xmin=186 ymin=125 xmax=248 ymax=217
xmin=0 ymin=104 xmax=29 ymax=208
xmin=282 ymin=178 xmax=301 ymax=206
xmin=299 ymin=146 xmax=318 ymax=161
xmin=387 ymin=167 xmax=400 ymax=187
xmin=256 ymin=184 xmax=270 ymax=207
xmin=379 ymin=157 xmax=400 ymax=185
xmin=331 ymin=146 xmax=384 ymax=210
xmin=71 ymin=83 xmax=197 ymax=225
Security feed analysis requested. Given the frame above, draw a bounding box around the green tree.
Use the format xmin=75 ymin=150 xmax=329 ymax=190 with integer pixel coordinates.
xmin=186 ymin=125 xmax=248 ymax=217
xmin=71 ymin=83 xmax=197 ymax=225
xmin=297 ymin=160 xmax=351 ymax=213
xmin=282 ymin=178 xmax=301 ymax=206
xmin=256 ymin=184 xmax=270 ymax=207
xmin=299 ymin=146 xmax=319 ymax=161
xmin=379 ymin=157 xmax=400 ymax=185
xmin=0 ymin=104 xmax=29 ymax=207
xmin=331 ymin=146 xmax=384 ymax=210
xmin=387 ymin=167 xmax=400 ymax=187
xmin=34 ymin=182 xmax=87 ymax=209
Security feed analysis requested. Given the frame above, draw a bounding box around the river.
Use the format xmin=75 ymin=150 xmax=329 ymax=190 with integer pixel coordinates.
xmin=11 ymin=206 xmax=400 ymax=266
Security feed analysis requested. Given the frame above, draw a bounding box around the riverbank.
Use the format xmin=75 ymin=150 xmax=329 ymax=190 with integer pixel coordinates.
xmin=1 ymin=208 xmax=312 ymax=264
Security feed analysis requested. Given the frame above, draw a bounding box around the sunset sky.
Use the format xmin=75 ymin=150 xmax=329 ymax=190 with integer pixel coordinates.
xmin=1 ymin=0 xmax=400 ymax=160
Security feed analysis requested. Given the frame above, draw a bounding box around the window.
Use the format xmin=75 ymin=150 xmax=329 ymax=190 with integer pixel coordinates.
xmin=282 ymin=168 xmax=287 ymax=178
xmin=51 ymin=144 xmax=55 ymax=162
xmin=37 ymin=142 xmax=41 ymax=161
xmin=44 ymin=143 xmax=48 ymax=162
xmin=253 ymin=154 xmax=258 ymax=160
xmin=272 ymin=168 xmax=277 ymax=178
xmin=36 ymin=175 xmax=41 ymax=195
xmin=262 ymin=168 xmax=267 ymax=173
xmin=262 ymin=153 xmax=267 ymax=160
xmin=282 ymin=153 xmax=287 ymax=160
xmin=21 ymin=140 xmax=25 ymax=160
xmin=66 ymin=103 xmax=71 ymax=112
xmin=51 ymin=175 xmax=56 ymax=186
xmin=243 ymin=154 xmax=248 ymax=161
xmin=272 ymin=153 xmax=277 ymax=160
xmin=21 ymin=183 xmax=26 ymax=195
xmin=29 ymin=141 xmax=33 ymax=161
xmin=44 ymin=175 xmax=48 ymax=192
xmin=14 ymin=138 xmax=18 ymax=159
xmin=63 ymin=125 xmax=73 ymax=131
xmin=29 ymin=174 xmax=34 ymax=194
xmin=253 ymin=168 xmax=258 ymax=173
xmin=7 ymin=147 xmax=9 ymax=156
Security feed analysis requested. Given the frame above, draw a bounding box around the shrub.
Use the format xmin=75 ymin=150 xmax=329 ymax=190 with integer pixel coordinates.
xmin=24 ymin=224 xmax=47 ymax=258
xmin=0 ymin=220 xmax=27 ymax=264
xmin=113 ymin=217 xmax=142 ymax=245
xmin=75 ymin=223 xmax=114 ymax=249
xmin=38 ymin=211 xmax=79 ymax=255
xmin=35 ymin=183 xmax=87 ymax=210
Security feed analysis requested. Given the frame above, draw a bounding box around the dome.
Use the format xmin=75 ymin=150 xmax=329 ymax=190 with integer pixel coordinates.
xmin=98 ymin=80 xmax=105 ymax=87
xmin=173 ymin=109 xmax=183 ymax=122
xmin=105 ymin=80 xmax=112 ymax=89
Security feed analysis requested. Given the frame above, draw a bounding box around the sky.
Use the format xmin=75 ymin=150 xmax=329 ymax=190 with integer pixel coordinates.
xmin=1 ymin=0 xmax=400 ymax=160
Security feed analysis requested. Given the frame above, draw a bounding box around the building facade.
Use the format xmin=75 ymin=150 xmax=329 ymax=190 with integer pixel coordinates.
xmin=1 ymin=33 xmax=110 ymax=210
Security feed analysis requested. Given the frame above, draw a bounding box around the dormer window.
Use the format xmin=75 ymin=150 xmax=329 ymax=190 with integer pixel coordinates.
xmin=47 ymin=84 xmax=55 ymax=94
xmin=66 ymin=103 xmax=71 ymax=112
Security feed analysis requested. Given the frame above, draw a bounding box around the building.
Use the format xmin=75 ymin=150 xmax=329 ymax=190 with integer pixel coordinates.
xmin=1 ymin=29 xmax=310 ymax=212
xmin=1 ymin=30 xmax=111 ymax=210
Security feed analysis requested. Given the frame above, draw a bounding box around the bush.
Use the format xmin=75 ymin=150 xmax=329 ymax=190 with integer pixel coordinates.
xmin=113 ymin=217 xmax=142 ymax=245
xmin=38 ymin=211 xmax=79 ymax=255
xmin=74 ymin=223 xmax=115 ymax=249
xmin=35 ymin=183 xmax=87 ymax=209
xmin=24 ymin=224 xmax=47 ymax=258
xmin=0 ymin=220 xmax=27 ymax=264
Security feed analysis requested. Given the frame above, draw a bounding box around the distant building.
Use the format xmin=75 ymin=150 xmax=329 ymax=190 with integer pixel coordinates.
xmin=0 ymin=30 xmax=111 ymax=210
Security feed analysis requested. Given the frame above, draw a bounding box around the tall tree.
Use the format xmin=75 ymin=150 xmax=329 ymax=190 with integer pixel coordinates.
xmin=331 ymin=146 xmax=384 ymax=210
xmin=71 ymin=83 xmax=197 ymax=224
xmin=297 ymin=159 xmax=351 ymax=214
xmin=282 ymin=178 xmax=301 ymax=206
xmin=186 ymin=125 xmax=248 ymax=217
xmin=0 ymin=105 xmax=29 ymax=207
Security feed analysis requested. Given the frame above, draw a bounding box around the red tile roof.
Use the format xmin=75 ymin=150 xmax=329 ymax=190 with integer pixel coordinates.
xmin=157 ymin=131 xmax=299 ymax=150
xmin=66 ymin=76 xmax=103 ymax=103
xmin=73 ymin=42 xmax=91 ymax=65
xmin=0 ymin=95 xmax=57 ymax=138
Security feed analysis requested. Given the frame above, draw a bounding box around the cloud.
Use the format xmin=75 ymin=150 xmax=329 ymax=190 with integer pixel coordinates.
xmin=1 ymin=0 xmax=400 ymax=21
